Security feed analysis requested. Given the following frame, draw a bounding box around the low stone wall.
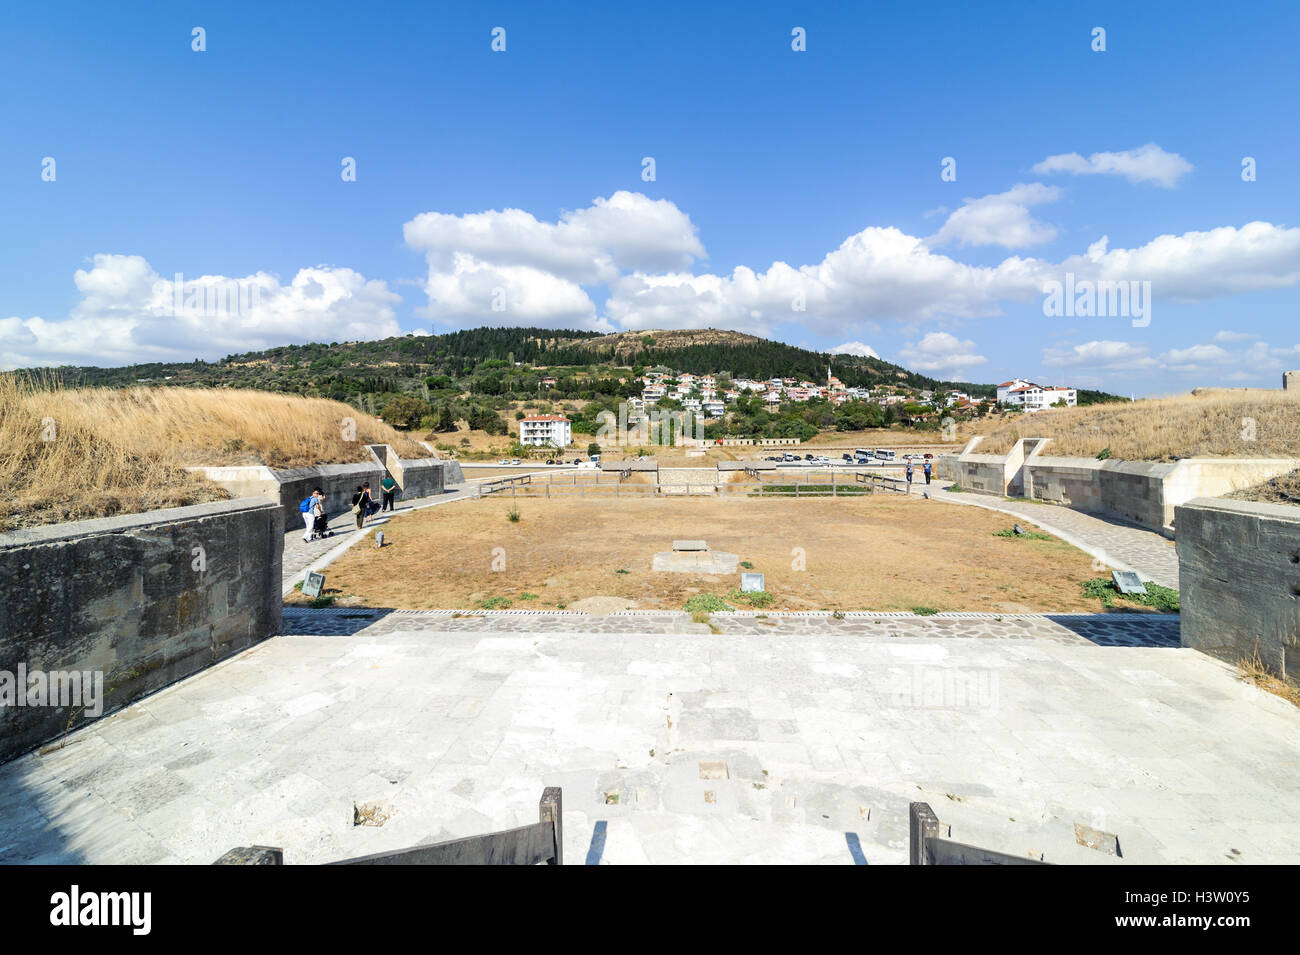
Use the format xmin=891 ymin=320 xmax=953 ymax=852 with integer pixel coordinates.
xmin=942 ymin=437 xmax=1297 ymax=534
xmin=0 ymin=498 xmax=282 ymax=763
xmin=1176 ymin=498 xmax=1300 ymax=679
xmin=273 ymin=461 xmax=386 ymax=529
xmin=194 ymin=447 xmax=459 ymax=530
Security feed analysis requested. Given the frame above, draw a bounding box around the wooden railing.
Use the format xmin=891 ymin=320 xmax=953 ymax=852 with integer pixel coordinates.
xmin=215 ymin=788 xmax=563 ymax=866
xmin=855 ymin=471 xmax=911 ymax=494
xmin=909 ymin=801 xmax=1047 ymax=865
xmin=479 ymin=473 xmax=533 ymax=495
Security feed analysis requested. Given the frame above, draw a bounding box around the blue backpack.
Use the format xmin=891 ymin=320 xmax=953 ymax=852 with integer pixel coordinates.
xmin=299 ymin=496 xmax=315 ymax=513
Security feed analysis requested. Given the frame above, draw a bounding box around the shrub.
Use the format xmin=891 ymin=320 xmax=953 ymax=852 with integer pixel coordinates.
xmin=684 ymin=594 xmax=733 ymax=615
xmin=506 ymin=505 xmax=521 ymax=522
xmin=1081 ymin=577 xmax=1179 ymax=612
xmin=726 ymin=588 xmax=774 ymax=608
xmin=992 ymin=527 xmax=1052 ymax=541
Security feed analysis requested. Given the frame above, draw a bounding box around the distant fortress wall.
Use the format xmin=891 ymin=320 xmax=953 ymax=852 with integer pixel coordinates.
xmin=1285 ymin=370 xmax=1299 ymax=391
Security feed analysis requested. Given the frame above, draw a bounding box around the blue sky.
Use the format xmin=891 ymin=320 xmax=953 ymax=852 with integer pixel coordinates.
xmin=2 ymin=0 xmax=1298 ymax=395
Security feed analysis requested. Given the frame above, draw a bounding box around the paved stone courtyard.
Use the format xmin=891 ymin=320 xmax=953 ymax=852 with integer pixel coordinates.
xmin=1 ymin=610 xmax=1293 ymax=865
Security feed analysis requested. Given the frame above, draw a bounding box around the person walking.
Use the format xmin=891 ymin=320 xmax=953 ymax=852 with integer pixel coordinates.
xmin=905 ymin=461 xmax=914 ymax=490
xmin=311 ymin=492 xmax=330 ymax=538
xmin=923 ymin=460 xmax=933 ymax=485
xmin=361 ymin=481 xmax=379 ymax=518
xmin=351 ymin=485 xmax=367 ymax=529
xmin=299 ymin=488 xmax=322 ymax=542
xmin=380 ymin=474 xmax=398 ymax=512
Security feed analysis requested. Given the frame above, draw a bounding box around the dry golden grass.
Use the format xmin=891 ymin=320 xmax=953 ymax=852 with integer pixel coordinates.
xmin=978 ymin=392 xmax=1300 ymax=461
xmin=0 ymin=375 xmax=430 ymax=531
xmin=1238 ymin=648 xmax=1300 ymax=708
xmin=1228 ymin=468 xmax=1300 ymax=506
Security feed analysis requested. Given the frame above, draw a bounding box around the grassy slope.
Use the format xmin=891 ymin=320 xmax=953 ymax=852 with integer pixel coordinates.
xmin=977 ymin=392 xmax=1300 ymax=460
xmin=0 ymin=376 xmax=432 ymax=531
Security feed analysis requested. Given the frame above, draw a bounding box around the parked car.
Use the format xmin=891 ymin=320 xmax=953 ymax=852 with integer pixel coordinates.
xmin=804 ymin=453 xmax=814 ymax=461
xmin=510 ymin=458 xmax=521 ymax=465
xmin=842 ymin=453 xmax=853 ymax=461
xmin=497 ymin=458 xmax=510 ymax=465
xmin=923 ymin=453 xmax=934 ymax=459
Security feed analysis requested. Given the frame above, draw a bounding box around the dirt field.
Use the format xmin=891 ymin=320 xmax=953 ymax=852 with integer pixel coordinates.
xmin=297 ymin=495 xmax=1134 ymax=613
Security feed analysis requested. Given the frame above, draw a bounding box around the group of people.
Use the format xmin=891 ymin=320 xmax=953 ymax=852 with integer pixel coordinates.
xmin=904 ymin=459 xmax=933 ymax=486
xmin=299 ymin=476 xmax=399 ymax=542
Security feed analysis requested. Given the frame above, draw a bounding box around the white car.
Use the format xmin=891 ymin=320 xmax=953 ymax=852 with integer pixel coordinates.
xmin=510 ymin=458 xmax=521 ymax=465
xmin=497 ymin=459 xmax=510 ymax=465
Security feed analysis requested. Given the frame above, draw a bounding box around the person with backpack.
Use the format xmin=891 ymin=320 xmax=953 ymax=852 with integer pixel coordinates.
xmin=351 ymin=485 xmax=367 ymax=529
xmin=359 ymin=482 xmax=380 ymax=519
xmin=299 ymin=488 xmax=324 ymax=542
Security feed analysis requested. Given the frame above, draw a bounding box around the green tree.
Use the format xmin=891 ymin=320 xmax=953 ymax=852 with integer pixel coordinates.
xmin=382 ymin=394 xmax=432 ymax=430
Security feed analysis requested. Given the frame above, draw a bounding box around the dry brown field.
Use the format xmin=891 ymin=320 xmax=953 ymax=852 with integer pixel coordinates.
xmin=291 ymin=495 xmax=1141 ymax=614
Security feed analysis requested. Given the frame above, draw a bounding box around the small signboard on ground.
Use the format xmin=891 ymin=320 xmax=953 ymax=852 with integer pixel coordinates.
xmin=302 ymin=571 xmax=326 ymax=598
xmin=1111 ymin=570 xmax=1146 ymax=596
xmin=741 ymin=572 xmax=765 ymax=593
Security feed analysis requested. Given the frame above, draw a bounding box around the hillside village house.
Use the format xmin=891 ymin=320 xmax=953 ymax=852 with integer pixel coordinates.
xmin=637 ymin=368 xmax=880 ymax=411
xmin=996 ymin=379 xmax=1077 ymax=412
xmin=519 ymin=414 xmax=572 ymax=447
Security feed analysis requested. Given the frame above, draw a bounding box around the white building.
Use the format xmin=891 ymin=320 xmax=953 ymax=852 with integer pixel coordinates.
xmin=997 ymin=380 xmax=1077 ymax=412
xmin=519 ymin=415 xmax=572 ymax=447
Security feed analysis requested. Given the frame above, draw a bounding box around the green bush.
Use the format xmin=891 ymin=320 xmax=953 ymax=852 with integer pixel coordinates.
xmin=993 ymin=527 xmax=1052 ymax=540
xmin=684 ymin=594 xmax=733 ymax=614
xmin=1081 ymin=577 xmax=1179 ymax=612
xmin=727 ymin=588 xmax=774 ymax=608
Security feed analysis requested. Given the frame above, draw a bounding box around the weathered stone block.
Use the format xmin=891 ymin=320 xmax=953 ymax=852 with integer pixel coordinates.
xmin=1176 ymin=497 xmax=1300 ymax=678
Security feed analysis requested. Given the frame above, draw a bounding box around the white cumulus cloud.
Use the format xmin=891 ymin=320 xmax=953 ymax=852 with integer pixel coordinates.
xmin=0 ymin=254 xmax=401 ymax=369
xmin=897 ymin=331 xmax=987 ymax=375
xmin=928 ymin=183 xmax=1061 ymax=249
xmin=1032 ymin=143 xmax=1194 ymax=188
xmin=829 ymin=341 xmax=880 ymax=359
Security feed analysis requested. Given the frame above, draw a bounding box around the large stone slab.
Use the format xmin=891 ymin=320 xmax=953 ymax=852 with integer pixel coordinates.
xmin=652 ymin=550 xmax=739 ymax=574
xmin=0 ymin=497 xmax=283 ymax=764
xmin=1176 ymin=496 xmax=1300 ymax=678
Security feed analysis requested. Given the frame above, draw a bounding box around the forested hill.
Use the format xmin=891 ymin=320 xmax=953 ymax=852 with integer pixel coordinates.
xmin=42 ymin=326 xmax=1001 ymax=399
